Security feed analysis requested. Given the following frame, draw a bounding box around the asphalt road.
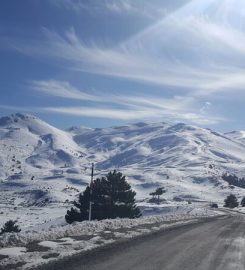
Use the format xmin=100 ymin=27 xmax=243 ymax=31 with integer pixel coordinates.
xmin=41 ymin=214 xmax=245 ymax=270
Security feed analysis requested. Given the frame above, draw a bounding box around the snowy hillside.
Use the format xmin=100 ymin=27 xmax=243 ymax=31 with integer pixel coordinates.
xmin=1 ymin=113 xmax=245 ymax=227
xmin=225 ymin=131 xmax=245 ymax=144
xmin=0 ymin=113 xmax=86 ymax=174
xmin=0 ymin=114 xmax=88 ymax=210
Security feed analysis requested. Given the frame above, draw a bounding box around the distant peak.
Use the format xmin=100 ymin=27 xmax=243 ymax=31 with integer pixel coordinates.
xmin=0 ymin=113 xmax=38 ymax=127
xmin=132 ymin=121 xmax=168 ymax=127
xmin=67 ymin=126 xmax=93 ymax=133
xmin=225 ymin=130 xmax=245 ymax=139
xmin=13 ymin=113 xmax=36 ymax=120
xmin=167 ymin=122 xmax=196 ymax=132
xmin=226 ymin=130 xmax=245 ymax=135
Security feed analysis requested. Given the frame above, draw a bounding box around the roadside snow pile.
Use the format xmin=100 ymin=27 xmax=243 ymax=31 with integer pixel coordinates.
xmin=1 ymin=207 xmax=221 ymax=248
xmin=0 ymin=207 xmax=219 ymax=248
xmin=138 ymin=203 xmax=209 ymax=216
xmin=0 ymin=208 xmax=223 ymax=270
xmin=231 ymin=207 xmax=245 ymax=215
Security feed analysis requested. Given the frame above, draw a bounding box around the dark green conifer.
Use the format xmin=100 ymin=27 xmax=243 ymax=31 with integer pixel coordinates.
xmin=224 ymin=194 xmax=239 ymax=208
xmin=0 ymin=220 xmax=21 ymax=235
xmin=65 ymin=170 xmax=141 ymax=223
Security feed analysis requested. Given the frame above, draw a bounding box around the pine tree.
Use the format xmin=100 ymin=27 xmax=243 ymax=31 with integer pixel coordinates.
xmin=0 ymin=220 xmax=21 ymax=235
xmin=241 ymin=197 xmax=245 ymax=207
xmin=224 ymin=194 xmax=239 ymax=208
xmin=149 ymin=187 xmax=166 ymax=204
xmin=222 ymin=173 xmax=245 ymax=189
xmin=65 ymin=170 xmax=141 ymax=223
xmin=155 ymin=187 xmax=166 ymax=204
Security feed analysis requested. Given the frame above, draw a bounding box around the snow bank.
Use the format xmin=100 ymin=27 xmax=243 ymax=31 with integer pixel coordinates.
xmin=0 ymin=207 xmax=223 ymax=270
xmin=0 ymin=207 xmax=220 ymax=248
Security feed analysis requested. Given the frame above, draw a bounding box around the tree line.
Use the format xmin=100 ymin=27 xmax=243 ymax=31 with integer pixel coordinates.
xmin=222 ymin=173 xmax=245 ymax=189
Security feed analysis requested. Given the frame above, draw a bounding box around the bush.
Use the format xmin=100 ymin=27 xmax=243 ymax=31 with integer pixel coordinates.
xmin=0 ymin=220 xmax=21 ymax=235
xmin=210 ymin=203 xmax=218 ymax=208
xmin=224 ymin=194 xmax=239 ymax=208
xmin=65 ymin=170 xmax=141 ymax=223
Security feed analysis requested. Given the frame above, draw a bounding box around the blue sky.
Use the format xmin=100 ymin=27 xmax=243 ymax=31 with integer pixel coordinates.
xmin=0 ymin=0 xmax=245 ymax=131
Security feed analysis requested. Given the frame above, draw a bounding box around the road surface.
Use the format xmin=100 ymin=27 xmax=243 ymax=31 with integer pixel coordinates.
xmin=41 ymin=214 xmax=245 ymax=270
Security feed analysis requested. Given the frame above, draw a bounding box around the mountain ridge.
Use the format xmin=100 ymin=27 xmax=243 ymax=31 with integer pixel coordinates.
xmin=1 ymin=112 xmax=245 ymax=207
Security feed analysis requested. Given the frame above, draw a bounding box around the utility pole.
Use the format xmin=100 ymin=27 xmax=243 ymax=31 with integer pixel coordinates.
xmin=88 ymin=163 xmax=94 ymax=221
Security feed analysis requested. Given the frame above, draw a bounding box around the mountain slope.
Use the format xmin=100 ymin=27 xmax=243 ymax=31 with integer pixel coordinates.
xmin=1 ymin=113 xmax=245 ymax=209
xmin=0 ymin=113 xmax=86 ymax=178
xmin=225 ymin=131 xmax=245 ymax=144
xmin=74 ymin=122 xmax=245 ymax=169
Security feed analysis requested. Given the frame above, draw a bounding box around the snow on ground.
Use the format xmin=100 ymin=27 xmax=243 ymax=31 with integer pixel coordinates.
xmin=0 ymin=201 xmax=220 ymax=231
xmin=0 ymin=206 xmax=223 ymax=270
xmin=1 ymin=113 xmax=245 ymax=211
xmin=0 ymin=113 xmax=245 ymax=268
xmin=232 ymin=207 xmax=245 ymax=215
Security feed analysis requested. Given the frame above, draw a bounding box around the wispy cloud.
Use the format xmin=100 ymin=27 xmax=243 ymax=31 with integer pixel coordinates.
xmin=27 ymin=79 xmax=226 ymax=125
xmin=50 ymin=0 xmax=90 ymax=13
xmin=11 ymin=9 xmax=245 ymax=96
xmin=30 ymin=79 xmax=95 ymax=101
xmin=42 ymin=105 xmax=225 ymax=125
xmin=49 ymin=0 xmax=167 ymax=19
xmin=43 ymin=106 xmax=151 ymax=120
xmin=0 ymin=105 xmax=33 ymax=111
xmin=29 ymin=79 xmax=194 ymax=110
xmin=2 ymin=0 xmax=244 ymax=127
xmin=0 ymin=100 xmax=226 ymax=125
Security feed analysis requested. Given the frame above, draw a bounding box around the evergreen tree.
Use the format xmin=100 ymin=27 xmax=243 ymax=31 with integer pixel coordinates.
xmin=65 ymin=170 xmax=141 ymax=224
xmin=241 ymin=196 xmax=245 ymax=207
xmin=149 ymin=187 xmax=166 ymax=204
xmin=155 ymin=187 xmax=166 ymax=204
xmin=0 ymin=220 xmax=21 ymax=235
xmin=224 ymin=194 xmax=239 ymax=208
xmin=149 ymin=191 xmax=156 ymax=200
xmin=222 ymin=173 xmax=245 ymax=189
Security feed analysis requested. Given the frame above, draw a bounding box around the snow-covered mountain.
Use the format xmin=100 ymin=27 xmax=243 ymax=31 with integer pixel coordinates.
xmin=1 ymin=113 xmax=245 ymax=211
xmin=225 ymin=131 xmax=245 ymax=144
xmin=0 ymin=113 xmax=86 ymax=178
